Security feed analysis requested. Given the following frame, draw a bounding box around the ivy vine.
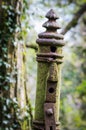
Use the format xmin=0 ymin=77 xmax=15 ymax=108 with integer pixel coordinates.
xmin=0 ymin=2 xmax=21 ymax=130
xmin=0 ymin=0 xmax=32 ymax=129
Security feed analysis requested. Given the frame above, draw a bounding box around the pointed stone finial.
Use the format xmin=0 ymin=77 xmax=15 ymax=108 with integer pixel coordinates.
xmin=36 ymin=9 xmax=64 ymax=48
xmin=43 ymin=9 xmax=60 ymax=30
xmin=46 ymin=9 xmax=59 ymax=19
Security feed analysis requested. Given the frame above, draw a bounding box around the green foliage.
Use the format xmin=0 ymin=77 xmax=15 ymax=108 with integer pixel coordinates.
xmin=77 ymin=80 xmax=86 ymax=95
xmin=0 ymin=98 xmax=20 ymax=129
xmin=0 ymin=0 xmax=33 ymax=129
xmin=0 ymin=0 xmax=86 ymax=130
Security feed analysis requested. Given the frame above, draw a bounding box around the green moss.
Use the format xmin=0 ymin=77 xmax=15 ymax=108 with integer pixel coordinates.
xmin=39 ymin=46 xmax=50 ymax=53
xmin=34 ymin=46 xmax=63 ymax=122
xmin=21 ymin=120 xmax=28 ymax=130
xmin=48 ymin=63 xmax=58 ymax=81
xmin=35 ymin=62 xmax=49 ymax=120
xmin=55 ymin=48 xmax=62 ymax=121
xmin=56 ymin=64 xmax=61 ymax=121
xmin=35 ymin=63 xmax=62 ymax=121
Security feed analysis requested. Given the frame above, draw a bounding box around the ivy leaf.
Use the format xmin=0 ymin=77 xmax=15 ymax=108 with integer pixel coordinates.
xmin=3 ymin=105 xmax=7 ymax=111
xmin=12 ymin=98 xmax=18 ymax=104
xmin=3 ymin=62 xmax=11 ymax=68
xmin=10 ymin=127 xmax=13 ymax=130
xmin=6 ymin=99 xmax=10 ymax=106
xmin=6 ymin=127 xmax=9 ymax=130
xmin=0 ymin=59 xmax=3 ymax=66
xmin=6 ymin=114 xmax=11 ymax=119
xmin=9 ymin=77 xmax=16 ymax=83
xmin=3 ymin=86 xmax=9 ymax=91
xmin=3 ymin=120 xmax=9 ymax=125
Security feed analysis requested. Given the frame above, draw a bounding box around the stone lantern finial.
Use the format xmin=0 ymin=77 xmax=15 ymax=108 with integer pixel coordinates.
xmin=45 ymin=9 xmax=59 ymax=20
xmin=36 ymin=9 xmax=64 ymax=63
xmin=43 ymin=9 xmax=60 ymax=30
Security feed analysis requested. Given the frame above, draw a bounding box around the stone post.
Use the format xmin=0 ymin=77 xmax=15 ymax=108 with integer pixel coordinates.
xmin=33 ymin=9 xmax=64 ymax=130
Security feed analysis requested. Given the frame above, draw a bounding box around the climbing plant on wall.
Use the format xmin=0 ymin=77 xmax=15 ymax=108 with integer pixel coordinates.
xmin=0 ymin=1 xmax=21 ymax=129
xmin=0 ymin=0 xmax=32 ymax=129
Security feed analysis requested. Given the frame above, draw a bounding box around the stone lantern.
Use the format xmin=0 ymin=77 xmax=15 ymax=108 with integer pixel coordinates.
xmin=33 ymin=9 xmax=64 ymax=130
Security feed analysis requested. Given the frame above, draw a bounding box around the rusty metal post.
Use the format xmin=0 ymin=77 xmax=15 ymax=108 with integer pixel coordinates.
xmin=33 ymin=9 xmax=64 ymax=130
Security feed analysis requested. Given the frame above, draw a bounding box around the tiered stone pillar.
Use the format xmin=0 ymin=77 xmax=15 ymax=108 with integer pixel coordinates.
xmin=33 ymin=9 xmax=64 ymax=130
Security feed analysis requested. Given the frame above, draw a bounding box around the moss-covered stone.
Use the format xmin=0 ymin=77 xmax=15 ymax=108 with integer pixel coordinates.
xmin=34 ymin=9 xmax=64 ymax=129
xmin=35 ymin=62 xmax=49 ymax=120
